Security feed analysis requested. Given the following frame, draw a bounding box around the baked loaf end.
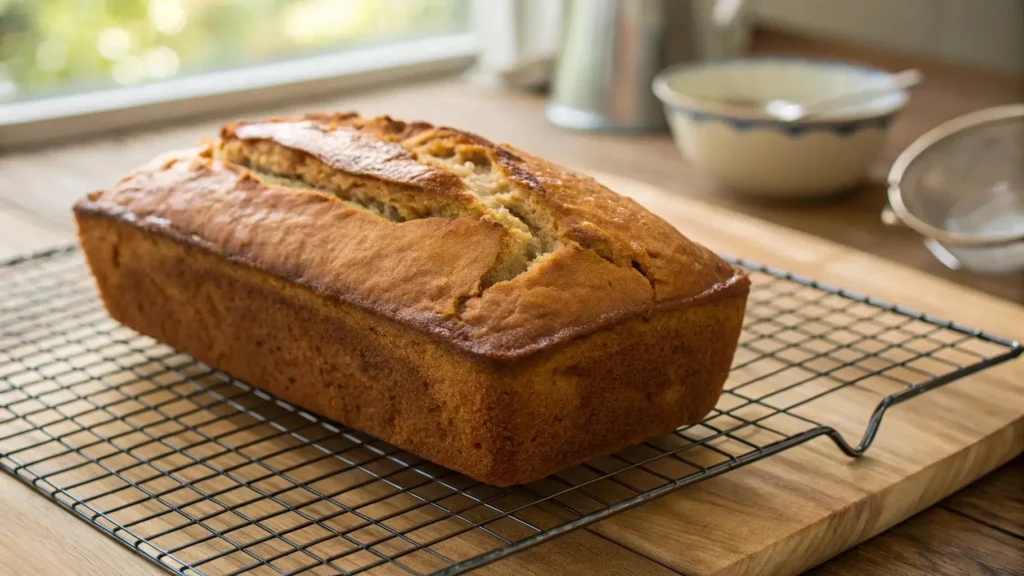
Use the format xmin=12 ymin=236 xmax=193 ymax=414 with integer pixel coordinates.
xmin=74 ymin=113 xmax=750 ymax=486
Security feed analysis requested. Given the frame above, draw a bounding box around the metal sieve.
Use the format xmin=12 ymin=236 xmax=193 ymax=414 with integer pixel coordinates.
xmin=884 ymin=104 xmax=1024 ymax=274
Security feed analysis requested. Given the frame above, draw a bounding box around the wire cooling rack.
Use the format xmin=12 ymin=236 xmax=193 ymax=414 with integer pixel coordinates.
xmin=1 ymin=246 xmax=1020 ymax=576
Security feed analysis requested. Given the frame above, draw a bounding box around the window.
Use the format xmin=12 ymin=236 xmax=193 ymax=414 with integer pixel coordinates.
xmin=0 ymin=0 xmax=472 ymax=102
xmin=0 ymin=0 xmax=481 ymax=146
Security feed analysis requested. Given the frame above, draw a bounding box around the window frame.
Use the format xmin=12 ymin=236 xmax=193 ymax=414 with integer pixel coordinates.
xmin=0 ymin=31 xmax=478 ymax=149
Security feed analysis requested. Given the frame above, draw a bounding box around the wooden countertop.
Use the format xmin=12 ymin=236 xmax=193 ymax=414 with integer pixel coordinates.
xmin=0 ymin=29 xmax=1021 ymax=576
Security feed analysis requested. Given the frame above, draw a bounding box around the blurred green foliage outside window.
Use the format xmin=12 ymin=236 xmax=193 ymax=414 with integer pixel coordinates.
xmin=0 ymin=0 xmax=471 ymax=102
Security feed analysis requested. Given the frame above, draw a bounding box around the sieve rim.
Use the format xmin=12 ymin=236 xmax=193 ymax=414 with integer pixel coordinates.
xmin=887 ymin=103 xmax=1024 ymax=247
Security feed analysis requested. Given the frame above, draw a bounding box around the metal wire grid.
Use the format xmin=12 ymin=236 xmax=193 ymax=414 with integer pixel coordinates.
xmin=0 ymin=247 xmax=1019 ymax=576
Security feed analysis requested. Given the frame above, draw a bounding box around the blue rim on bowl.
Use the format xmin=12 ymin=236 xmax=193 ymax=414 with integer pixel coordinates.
xmin=652 ymin=56 xmax=910 ymax=135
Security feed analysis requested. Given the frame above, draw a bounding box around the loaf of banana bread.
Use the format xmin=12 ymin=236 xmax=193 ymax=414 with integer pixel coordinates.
xmin=73 ymin=113 xmax=749 ymax=486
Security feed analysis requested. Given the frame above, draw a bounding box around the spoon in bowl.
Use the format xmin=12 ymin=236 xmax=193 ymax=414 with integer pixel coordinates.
xmin=762 ymin=68 xmax=924 ymax=122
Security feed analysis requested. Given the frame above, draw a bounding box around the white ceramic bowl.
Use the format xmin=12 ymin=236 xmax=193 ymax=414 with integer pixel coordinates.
xmin=653 ymin=58 xmax=909 ymax=198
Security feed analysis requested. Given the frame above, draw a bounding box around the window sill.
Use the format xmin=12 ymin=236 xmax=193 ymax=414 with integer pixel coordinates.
xmin=0 ymin=33 xmax=478 ymax=149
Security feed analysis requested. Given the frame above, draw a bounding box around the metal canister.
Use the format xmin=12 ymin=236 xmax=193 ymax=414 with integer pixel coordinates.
xmin=547 ymin=0 xmax=748 ymax=132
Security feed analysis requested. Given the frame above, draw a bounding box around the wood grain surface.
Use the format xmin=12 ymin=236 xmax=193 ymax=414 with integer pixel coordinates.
xmin=942 ymin=456 xmax=1024 ymax=539
xmin=0 ymin=468 xmax=678 ymax=576
xmin=809 ymin=506 xmax=1024 ymax=575
xmin=0 ymin=476 xmax=158 ymax=576
xmin=1 ymin=28 xmax=1022 ymax=576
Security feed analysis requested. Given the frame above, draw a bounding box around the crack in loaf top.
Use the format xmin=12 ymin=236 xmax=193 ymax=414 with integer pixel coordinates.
xmin=75 ymin=113 xmax=747 ymax=358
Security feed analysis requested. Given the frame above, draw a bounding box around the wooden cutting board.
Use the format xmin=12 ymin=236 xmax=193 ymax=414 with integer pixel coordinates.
xmin=0 ymin=172 xmax=1021 ymax=576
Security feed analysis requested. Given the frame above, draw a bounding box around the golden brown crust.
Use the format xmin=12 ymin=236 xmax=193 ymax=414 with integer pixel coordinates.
xmin=75 ymin=148 xmax=503 ymax=334
xmin=76 ymin=113 xmax=747 ymax=359
xmin=73 ymin=112 xmax=751 ymax=485
xmin=222 ymin=114 xmax=737 ymax=300
xmin=75 ymin=212 xmax=746 ymax=485
xmin=224 ymin=118 xmax=467 ymax=196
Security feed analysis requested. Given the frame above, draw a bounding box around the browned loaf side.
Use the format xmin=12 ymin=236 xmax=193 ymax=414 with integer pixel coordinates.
xmin=73 ymin=113 xmax=750 ymax=486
